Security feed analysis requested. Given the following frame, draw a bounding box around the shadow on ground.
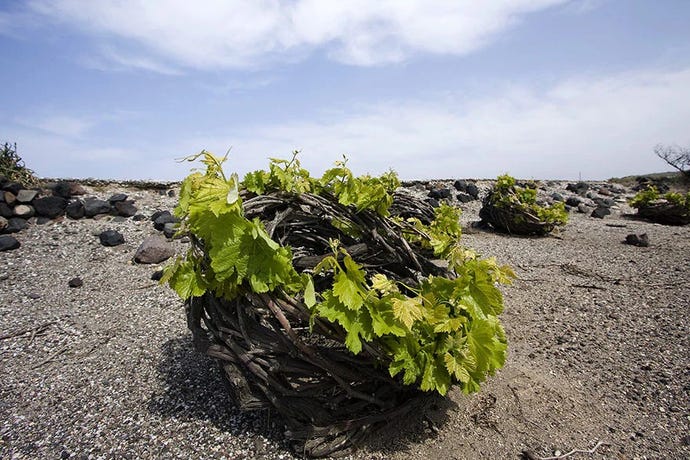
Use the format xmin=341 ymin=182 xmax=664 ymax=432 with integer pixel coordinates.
xmin=147 ymin=336 xmax=289 ymax=444
xmin=149 ymin=335 xmax=457 ymax=458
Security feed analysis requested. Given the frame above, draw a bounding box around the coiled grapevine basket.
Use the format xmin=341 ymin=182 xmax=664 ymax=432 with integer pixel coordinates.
xmin=185 ymin=191 xmax=442 ymax=457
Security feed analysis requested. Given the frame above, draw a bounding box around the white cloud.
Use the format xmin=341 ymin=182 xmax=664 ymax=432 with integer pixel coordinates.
xmin=9 ymin=66 xmax=689 ymax=181
xmin=200 ymin=66 xmax=690 ymax=180
xmin=24 ymin=114 xmax=95 ymax=138
xmin=26 ymin=0 xmax=570 ymax=70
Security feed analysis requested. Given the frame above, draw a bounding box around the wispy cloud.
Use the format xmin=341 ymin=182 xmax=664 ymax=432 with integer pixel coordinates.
xmin=24 ymin=0 xmax=571 ymax=71
xmin=21 ymin=114 xmax=95 ymax=139
xmin=200 ymin=66 xmax=690 ymax=180
xmin=8 ymin=66 xmax=689 ymax=181
xmin=82 ymin=47 xmax=184 ymax=75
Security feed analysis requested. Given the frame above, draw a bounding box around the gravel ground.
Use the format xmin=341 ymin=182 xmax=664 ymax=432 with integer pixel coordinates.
xmin=1 ymin=180 xmax=688 ymax=459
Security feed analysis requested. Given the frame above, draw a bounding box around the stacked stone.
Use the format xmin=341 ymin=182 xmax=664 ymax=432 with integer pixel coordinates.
xmin=0 ymin=176 xmax=141 ymax=251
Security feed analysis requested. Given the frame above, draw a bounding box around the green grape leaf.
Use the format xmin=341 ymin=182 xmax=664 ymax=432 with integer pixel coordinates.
xmin=303 ymin=276 xmax=316 ymax=308
xmin=366 ymin=298 xmax=407 ymax=337
xmin=391 ymin=296 xmax=424 ymax=329
xmin=370 ymin=273 xmax=398 ymax=295
xmin=166 ymin=258 xmax=207 ymax=300
xmin=466 ymin=318 xmax=507 ymax=377
xmin=332 ymin=271 xmax=365 ymax=310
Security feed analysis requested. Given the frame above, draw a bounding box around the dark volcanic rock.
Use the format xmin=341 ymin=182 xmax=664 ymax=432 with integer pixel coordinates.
xmin=566 ymin=182 xmax=589 ymax=195
xmin=2 ymin=182 xmax=23 ymax=195
xmin=108 ymin=193 xmax=128 ymax=203
xmin=114 ymin=201 xmax=138 ymax=217
xmin=456 ymin=192 xmax=474 ymax=203
xmin=153 ymin=211 xmax=178 ymax=231
xmin=427 ymin=188 xmax=452 ymax=200
xmin=551 ymin=192 xmax=564 ymax=202
xmin=33 ymin=196 xmax=67 ymax=218
xmin=591 ymin=207 xmax=611 ymax=219
xmin=0 ymin=202 xmax=12 ymax=218
xmin=99 ymin=230 xmax=125 ymax=247
xmin=65 ymin=200 xmax=85 ymax=219
xmin=53 ymin=181 xmax=86 ymax=198
xmin=132 ymin=214 xmax=148 ymax=222
xmin=84 ymin=198 xmax=112 ymax=218
xmin=162 ymin=222 xmax=179 ymax=239
xmin=134 ymin=236 xmax=175 ymax=264
xmin=68 ymin=277 xmax=83 ymax=288
xmin=151 ymin=270 xmax=164 ymax=281
xmin=625 ymin=233 xmax=650 ymax=247
xmin=0 ymin=235 xmax=20 ymax=251
xmin=566 ymin=196 xmax=582 ymax=207
xmin=4 ymin=218 xmax=28 ymax=234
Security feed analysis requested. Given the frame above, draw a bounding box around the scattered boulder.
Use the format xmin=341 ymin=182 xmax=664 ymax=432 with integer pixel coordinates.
xmin=108 ymin=193 xmax=128 ymax=203
xmin=68 ymin=277 xmax=83 ymax=288
xmin=65 ymin=200 xmax=85 ymax=219
xmin=456 ymin=192 xmax=474 ymax=203
xmin=593 ymin=197 xmax=615 ymax=208
xmin=162 ymin=222 xmax=178 ymax=239
xmin=132 ymin=214 xmax=148 ymax=222
xmin=591 ymin=207 xmax=611 ymax=219
xmin=577 ymin=203 xmax=589 ymax=214
xmin=134 ymin=236 xmax=175 ymax=264
xmin=33 ymin=196 xmax=67 ymax=218
xmin=0 ymin=235 xmax=20 ymax=251
xmin=4 ymin=191 xmax=16 ymax=206
xmin=634 ymin=176 xmax=670 ymax=193
xmin=153 ymin=211 xmax=178 ymax=231
xmin=114 ymin=200 xmax=138 ymax=217
xmin=3 ymin=218 xmax=28 ymax=233
xmin=566 ymin=196 xmax=582 ymax=207
xmin=99 ymin=230 xmax=125 ymax=247
xmin=566 ymin=182 xmax=589 ymax=195
xmin=0 ymin=216 xmax=6 ymax=231
xmin=427 ymin=188 xmax=452 ymax=200
xmin=53 ymin=181 xmax=86 ymax=198
xmin=625 ymin=233 xmax=649 ymax=247
xmin=453 ymin=179 xmax=468 ymax=192
xmin=83 ymin=198 xmax=112 ymax=218
xmin=35 ymin=217 xmax=52 ymax=225
xmin=13 ymin=204 xmax=35 ymax=218
xmin=598 ymin=187 xmax=612 ymax=196
xmin=2 ymin=182 xmax=23 ymax=195
xmin=16 ymin=189 xmax=39 ymax=203
xmin=551 ymin=192 xmax=564 ymax=202
xmin=150 ymin=270 xmax=164 ymax=281
xmin=0 ymin=202 xmax=12 ymax=218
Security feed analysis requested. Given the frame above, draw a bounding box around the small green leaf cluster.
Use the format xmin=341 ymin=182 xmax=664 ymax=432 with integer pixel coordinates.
xmin=242 ymin=152 xmax=399 ymax=216
xmin=629 ymin=186 xmax=690 ymax=210
xmin=400 ymin=203 xmax=463 ymax=258
xmin=490 ymin=174 xmax=568 ymax=225
xmin=310 ymin=244 xmax=512 ymax=395
xmin=165 ymin=150 xmax=512 ymax=396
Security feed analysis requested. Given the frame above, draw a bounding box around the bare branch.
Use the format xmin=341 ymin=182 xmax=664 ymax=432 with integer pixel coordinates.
xmin=654 ymin=143 xmax=690 ymax=178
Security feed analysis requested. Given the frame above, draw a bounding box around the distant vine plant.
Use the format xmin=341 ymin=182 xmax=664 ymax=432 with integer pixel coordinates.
xmin=629 ymin=186 xmax=690 ymax=211
xmin=163 ymin=151 xmax=513 ymax=395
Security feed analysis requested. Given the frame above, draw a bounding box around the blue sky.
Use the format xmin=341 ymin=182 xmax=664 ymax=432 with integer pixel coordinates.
xmin=1 ymin=0 xmax=689 ymax=181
